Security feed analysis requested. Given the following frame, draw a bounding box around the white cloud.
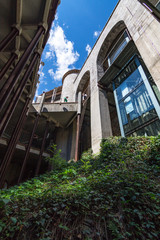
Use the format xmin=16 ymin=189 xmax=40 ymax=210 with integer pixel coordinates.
xmin=55 ymin=13 xmax=58 ymax=21
xmin=35 ymin=70 xmax=47 ymax=97
xmin=47 ymin=25 xmax=79 ymax=81
xmin=39 ymin=71 xmax=44 ymax=80
xmin=48 ymin=69 xmax=54 ymax=78
xmin=45 ymin=51 xmax=52 ymax=59
xmin=85 ymin=44 xmax=91 ymax=55
xmin=94 ymin=31 xmax=101 ymax=37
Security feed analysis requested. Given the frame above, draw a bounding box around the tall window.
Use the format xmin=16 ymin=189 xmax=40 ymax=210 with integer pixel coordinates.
xmin=108 ymin=31 xmax=130 ymax=66
xmin=102 ymin=30 xmax=130 ymax=72
xmin=113 ymin=57 xmax=160 ymax=136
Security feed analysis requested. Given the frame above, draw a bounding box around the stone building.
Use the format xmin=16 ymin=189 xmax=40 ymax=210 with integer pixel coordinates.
xmin=0 ymin=0 xmax=160 ymax=187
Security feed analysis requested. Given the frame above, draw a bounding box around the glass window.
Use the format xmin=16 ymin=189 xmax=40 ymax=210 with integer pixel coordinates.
xmin=108 ymin=31 xmax=130 ymax=66
xmin=141 ymin=0 xmax=160 ymax=13
xmin=156 ymin=1 xmax=160 ymax=10
xmin=116 ymin=68 xmax=143 ymax=101
xmin=130 ymin=120 xmax=160 ymax=136
xmin=148 ymin=0 xmax=160 ymax=10
xmin=118 ymin=83 xmax=156 ymax=134
xmin=102 ymin=30 xmax=130 ymax=73
xmin=114 ymin=58 xmax=160 ymax=136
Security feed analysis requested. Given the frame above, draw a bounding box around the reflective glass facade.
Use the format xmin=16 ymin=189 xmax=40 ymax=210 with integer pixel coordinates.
xmin=114 ymin=57 xmax=160 ymax=136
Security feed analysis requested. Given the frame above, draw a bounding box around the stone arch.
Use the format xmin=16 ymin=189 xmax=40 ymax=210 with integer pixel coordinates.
xmin=76 ymin=70 xmax=90 ymax=100
xmin=97 ymin=20 xmax=126 ymax=80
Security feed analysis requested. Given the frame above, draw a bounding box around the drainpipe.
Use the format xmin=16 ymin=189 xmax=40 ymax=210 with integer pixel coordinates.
xmin=0 ymin=98 xmax=30 ymax=188
xmin=0 ymin=26 xmax=45 ymax=113
xmin=75 ymin=91 xmax=82 ymax=161
xmin=38 ymin=91 xmax=46 ymax=113
xmin=18 ymin=113 xmax=40 ymax=184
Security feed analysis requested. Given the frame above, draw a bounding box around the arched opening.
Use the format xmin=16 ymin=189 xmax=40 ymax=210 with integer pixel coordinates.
xmin=97 ymin=21 xmax=126 ymax=80
xmin=97 ymin=21 xmax=160 ymax=137
xmin=76 ymin=71 xmax=90 ymax=101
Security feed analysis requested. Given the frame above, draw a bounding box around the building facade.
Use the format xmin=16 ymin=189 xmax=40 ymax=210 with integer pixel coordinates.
xmin=42 ymin=0 xmax=160 ymax=158
xmin=0 ymin=0 xmax=160 ymax=187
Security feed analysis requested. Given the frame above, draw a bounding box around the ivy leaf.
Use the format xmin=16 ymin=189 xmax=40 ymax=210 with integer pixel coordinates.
xmin=10 ymin=217 xmax=17 ymax=224
xmin=59 ymin=224 xmax=69 ymax=231
xmin=0 ymin=199 xmax=10 ymax=208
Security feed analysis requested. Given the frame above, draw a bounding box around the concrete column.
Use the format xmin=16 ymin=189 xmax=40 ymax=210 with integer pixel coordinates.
xmin=90 ymin=84 xmax=112 ymax=153
xmin=99 ymin=87 xmax=113 ymax=138
xmin=38 ymin=92 xmax=46 ymax=113
xmin=70 ymin=119 xmax=77 ymax=160
xmin=18 ymin=114 xmax=40 ymax=184
xmin=0 ymin=98 xmax=29 ymax=188
xmin=75 ymin=114 xmax=80 ymax=161
xmin=77 ymin=91 xmax=82 ymax=114
xmin=35 ymin=121 xmax=49 ymax=176
xmin=75 ymin=91 xmax=82 ymax=161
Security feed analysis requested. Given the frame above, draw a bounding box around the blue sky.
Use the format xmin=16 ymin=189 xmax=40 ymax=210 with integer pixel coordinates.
xmin=36 ymin=0 xmax=119 ymax=96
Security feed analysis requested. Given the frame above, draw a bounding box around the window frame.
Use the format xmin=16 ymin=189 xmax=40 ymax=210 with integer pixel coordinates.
xmin=113 ymin=56 xmax=160 ymax=136
xmin=101 ymin=29 xmax=131 ymax=72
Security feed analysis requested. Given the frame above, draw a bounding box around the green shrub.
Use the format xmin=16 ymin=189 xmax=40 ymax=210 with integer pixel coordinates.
xmin=0 ymin=136 xmax=160 ymax=240
xmin=45 ymin=144 xmax=67 ymax=170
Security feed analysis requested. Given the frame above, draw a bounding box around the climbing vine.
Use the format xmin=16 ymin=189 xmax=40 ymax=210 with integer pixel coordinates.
xmin=0 ymin=136 xmax=160 ymax=239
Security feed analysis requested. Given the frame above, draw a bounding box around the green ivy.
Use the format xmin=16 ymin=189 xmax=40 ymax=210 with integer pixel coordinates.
xmin=0 ymin=136 xmax=160 ymax=239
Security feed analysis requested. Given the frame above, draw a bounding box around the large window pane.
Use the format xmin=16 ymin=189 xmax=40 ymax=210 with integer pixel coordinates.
xmin=119 ymin=83 xmax=155 ymax=134
xmin=116 ymin=68 xmax=143 ymax=101
xmin=130 ymin=119 xmax=160 ymax=136
xmin=114 ymin=57 xmax=160 ymax=136
xmin=108 ymin=31 xmax=130 ymax=65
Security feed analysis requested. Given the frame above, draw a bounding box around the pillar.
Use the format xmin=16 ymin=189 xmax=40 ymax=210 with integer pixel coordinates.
xmin=90 ymin=81 xmax=112 ymax=153
xmin=0 ymin=98 xmax=30 ymax=188
xmin=0 ymin=52 xmax=39 ymax=136
xmin=99 ymin=87 xmax=113 ymax=137
xmin=75 ymin=114 xmax=80 ymax=162
xmin=18 ymin=114 xmax=40 ymax=184
xmin=35 ymin=121 xmax=49 ymax=176
xmin=74 ymin=91 xmax=82 ymax=161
